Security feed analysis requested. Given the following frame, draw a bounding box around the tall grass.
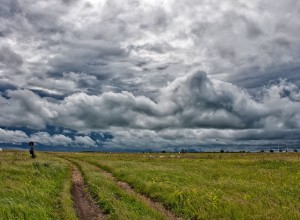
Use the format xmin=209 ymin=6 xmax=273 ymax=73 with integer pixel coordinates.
xmin=70 ymin=152 xmax=300 ymax=219
xmin=0 ymin=152 xmax=76 ymax=220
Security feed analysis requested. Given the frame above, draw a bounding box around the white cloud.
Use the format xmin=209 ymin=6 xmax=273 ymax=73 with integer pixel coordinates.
xmin=0 ymin=128 xmax=97 ymax=148
xmin=30 ymin=132 xmax=73 ymax=146
xmin=0 ymin=128 xmax=28 ymax=144
xmin=74 ymin=136 xmax=96 ymax=147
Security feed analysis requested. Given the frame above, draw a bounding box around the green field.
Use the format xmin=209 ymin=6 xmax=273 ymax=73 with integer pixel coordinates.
xmin=1 ymin=151 xmax=300 ymax=219
xmin=0 ymin=152 xmax=76 ymax=220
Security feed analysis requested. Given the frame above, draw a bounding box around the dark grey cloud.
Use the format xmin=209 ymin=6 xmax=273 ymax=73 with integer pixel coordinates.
xmin=0 ymin=0 xmax=21 ymax=18
xmin=0 ymin=82 xmax=17 ymax=93
xmin=0 ymin=46 xmax=23 ymax=78
xmin=230 ymin=64 xmax=300 ymax=91
xmin=0 ymin=46 xmax=23 ymax=67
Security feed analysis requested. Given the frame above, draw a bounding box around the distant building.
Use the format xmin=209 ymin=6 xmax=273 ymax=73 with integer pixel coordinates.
xmin=0 ymin=148 xmax=2 ymax=151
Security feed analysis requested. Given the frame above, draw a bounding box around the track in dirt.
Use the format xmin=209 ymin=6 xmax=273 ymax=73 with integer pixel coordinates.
xmin=89 ymin=162 xmax=181 ymax=220
xmin=71 ymin=166 xmax=105 ymax=220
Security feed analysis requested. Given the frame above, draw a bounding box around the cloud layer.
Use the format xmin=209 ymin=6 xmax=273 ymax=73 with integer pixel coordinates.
xmin=1 ymin=0 xmax=300 ymax=150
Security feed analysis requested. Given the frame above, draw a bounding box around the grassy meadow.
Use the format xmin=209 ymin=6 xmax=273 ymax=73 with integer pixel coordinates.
xmin=1 ymin=151 xmax=300 ymax=219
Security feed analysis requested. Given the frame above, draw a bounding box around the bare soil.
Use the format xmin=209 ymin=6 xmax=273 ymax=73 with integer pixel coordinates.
xmin=71 ymin=167 xmax=105 ymax=220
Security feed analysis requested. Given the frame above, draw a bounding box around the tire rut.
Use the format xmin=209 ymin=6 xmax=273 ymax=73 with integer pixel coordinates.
xmin=71 ymin=166 xmax=105 ymax=220
xmin=88 ymin=162 xmax=181 ymax=220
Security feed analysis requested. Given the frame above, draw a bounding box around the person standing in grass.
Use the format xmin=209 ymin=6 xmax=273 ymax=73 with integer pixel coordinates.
xmin=29 ymin=141 xmax=35 ymax=158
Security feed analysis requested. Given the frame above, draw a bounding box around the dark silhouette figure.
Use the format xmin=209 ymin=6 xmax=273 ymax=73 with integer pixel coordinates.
xmin=29 ymin=141 xmax=35 ymax=158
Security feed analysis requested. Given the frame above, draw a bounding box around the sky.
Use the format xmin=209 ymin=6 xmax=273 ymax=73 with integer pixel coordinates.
xmin=1 ymin=0 xmax=300 ymax=152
